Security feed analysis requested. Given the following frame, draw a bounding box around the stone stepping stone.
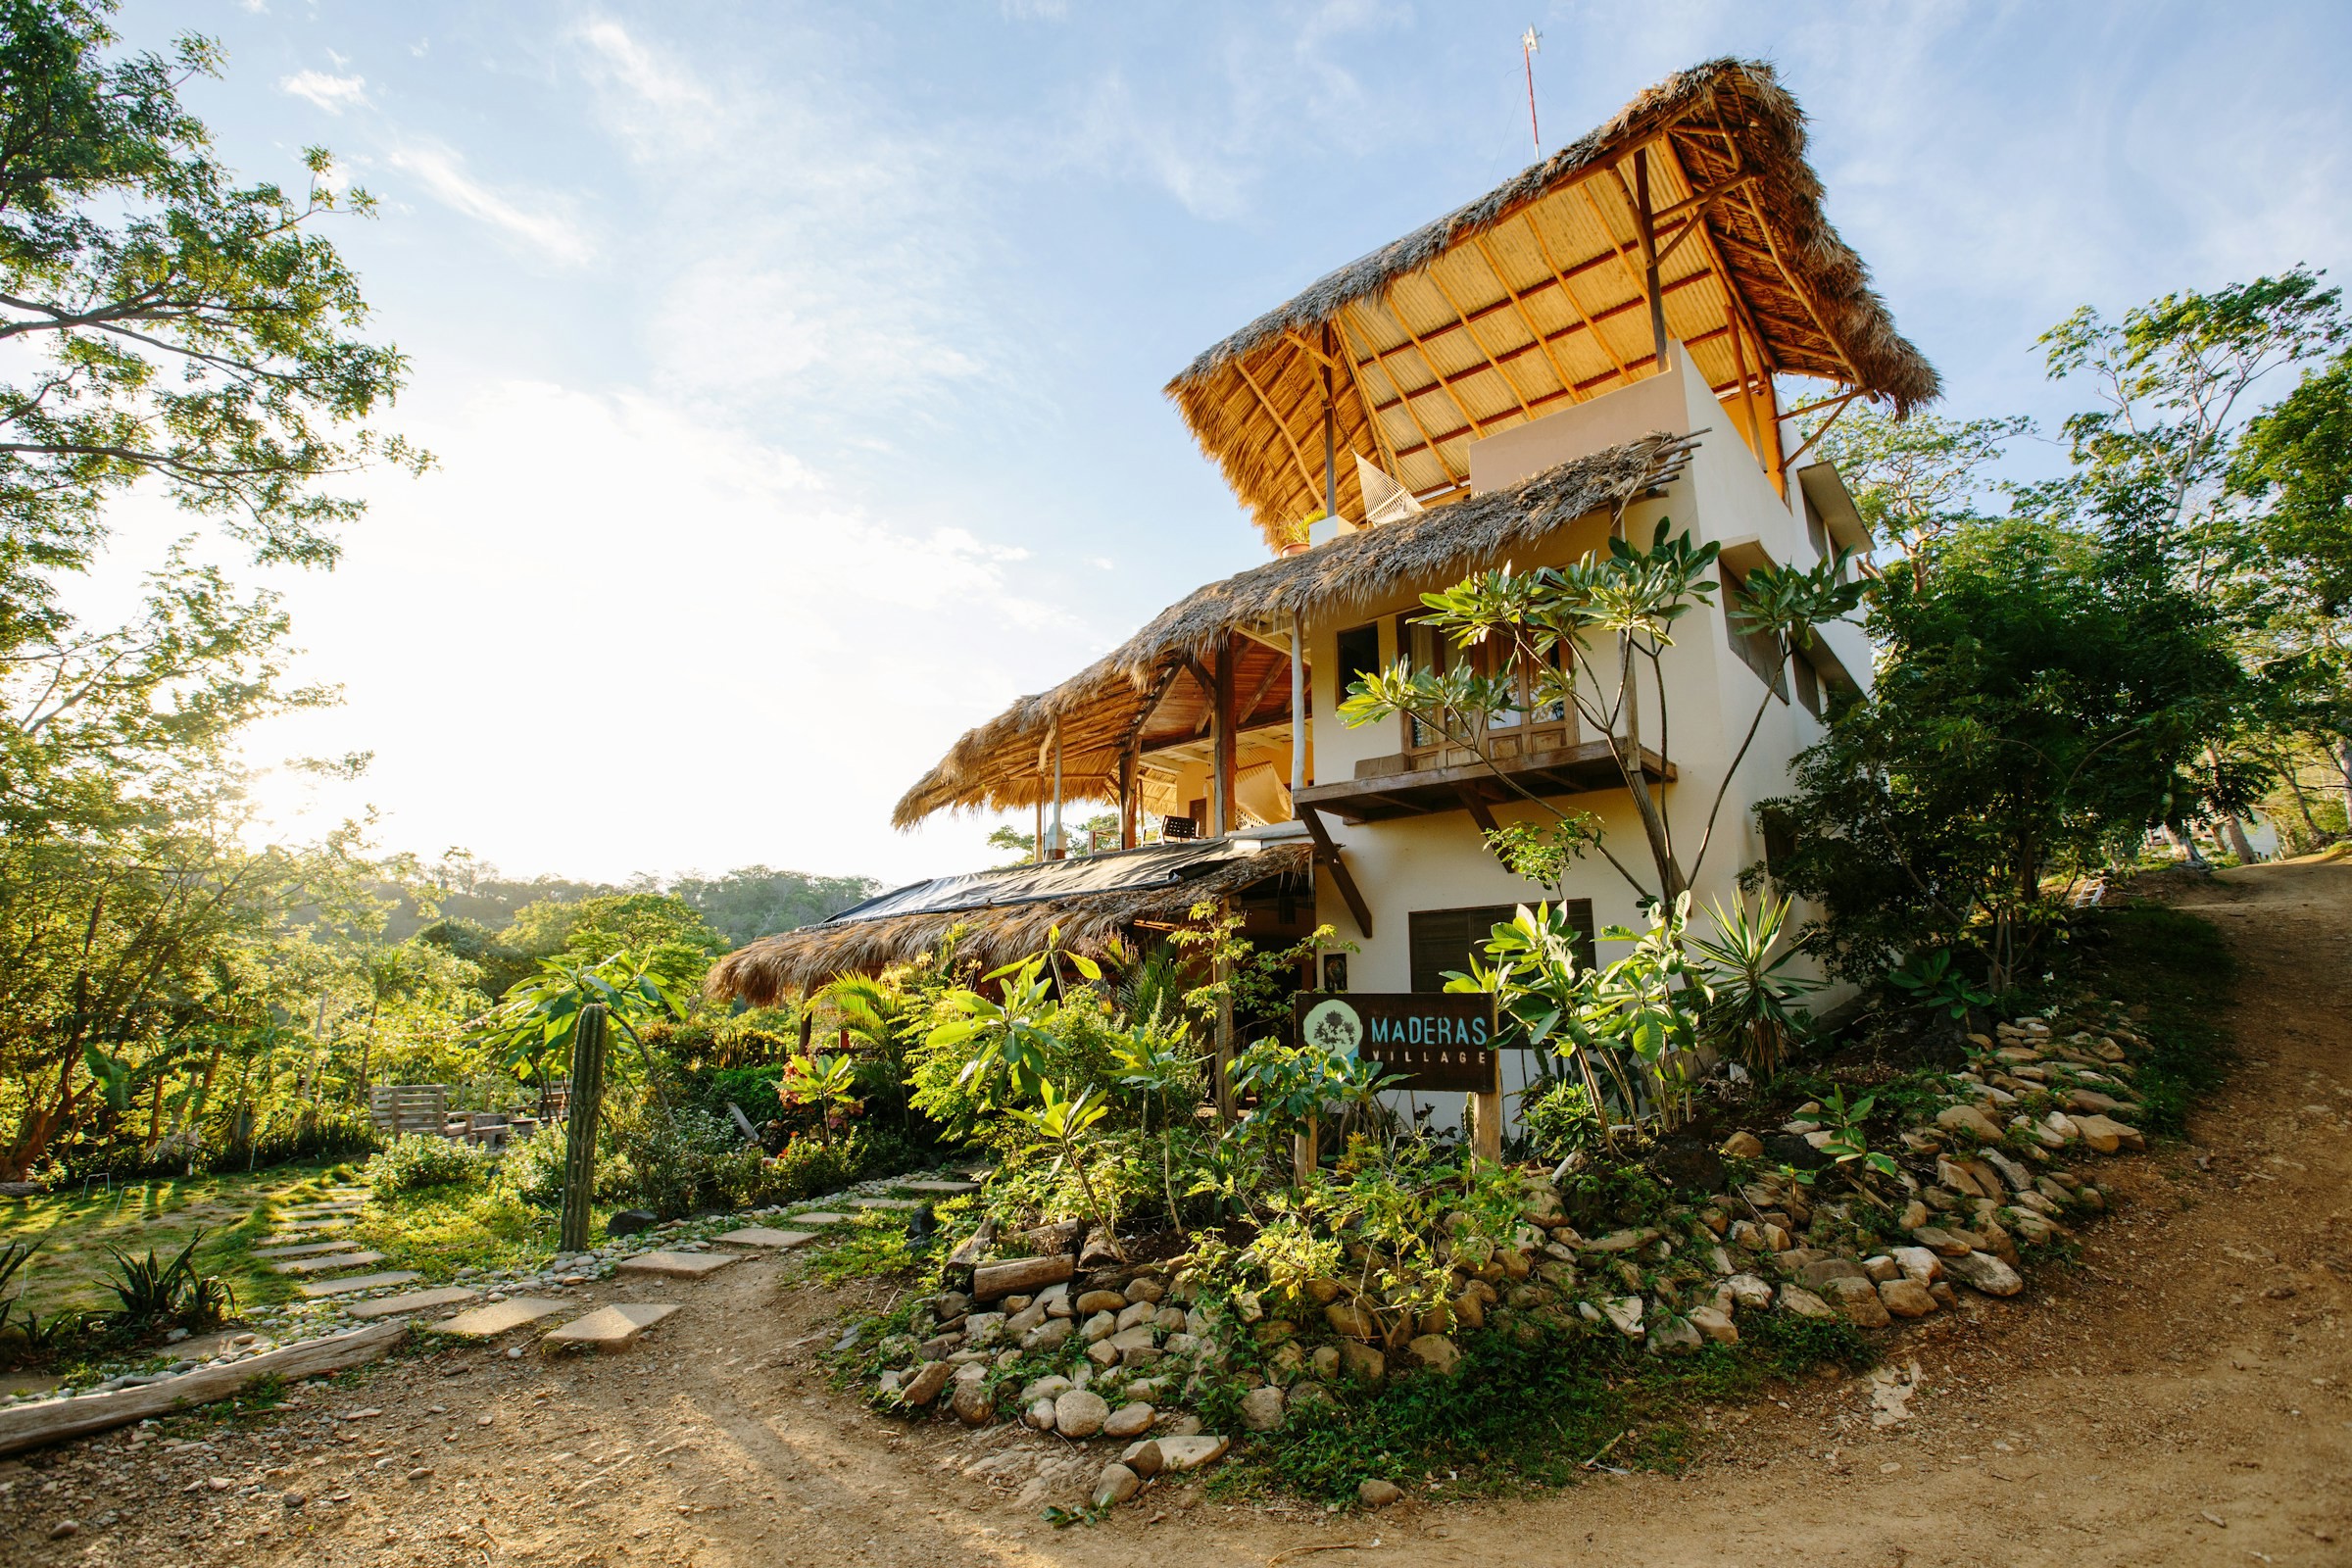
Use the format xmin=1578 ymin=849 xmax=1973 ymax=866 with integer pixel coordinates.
xmin=430 ymin=1298 xmax=571 ymax=1337
xmin=279 ymin=1202 xmax=364 ymax=1216
xmin=541 ymin=1302 xmax=679 ymax=1352
xmin=786 ymin=1212 xmax=853 ymax=1226
xmin=712 ymin=1227 xmax=815 ymax=1250
xmin=251 ymin=1240 xmax=364 ymax=1260
xmin=895 ymin=1180 xmax=978 ymax=1196
xmin=272 ymin=1250 xmax=388 ymax=1276
xmin=614 ymin=1250 xmax=740 ymax=1281
xmin=298 ymin=1270 xmax=421 ymax=1298
xmin=346 ymin=1287 xmax=479 ymax=1320
xmin=849 ymin=1197 xmax=923 ymax=1211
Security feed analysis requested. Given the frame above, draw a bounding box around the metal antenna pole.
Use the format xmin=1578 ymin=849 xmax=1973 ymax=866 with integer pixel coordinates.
xmin=1522 ymin=27 xmax=1542 ymax=155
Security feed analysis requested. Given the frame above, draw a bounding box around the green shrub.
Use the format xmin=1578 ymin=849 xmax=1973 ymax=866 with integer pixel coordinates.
xmin=1520 ymin=1079 xmax=1600 ymax=1162
xmin=365 ymin=1133 xmax=493 ymax=1195
xmin=607 ymin=1104 xmax=760 ymax=1219
xmin=497 ymin=1125 xmax=568 ymax=1208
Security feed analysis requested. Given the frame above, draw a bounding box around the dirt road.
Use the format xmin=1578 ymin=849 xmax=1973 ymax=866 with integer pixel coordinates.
xmin=4 ymin=859 xmax=2347 ymax=1567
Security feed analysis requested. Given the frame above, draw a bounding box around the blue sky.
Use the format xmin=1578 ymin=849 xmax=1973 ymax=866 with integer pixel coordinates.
xmin=101 ymin=0 xmax=2352 ymax=887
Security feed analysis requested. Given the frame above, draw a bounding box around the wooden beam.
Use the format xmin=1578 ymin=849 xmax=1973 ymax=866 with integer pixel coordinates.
xmin=1420 ymin=262 xmax=1536 ymax=417
xmin=1780 ymin=390 xmax=1862 ymax=471
xmin=1519 ymin=206 xmax=1634 ymax=387
xmin=1354 ymin=289 xmax=1494 ymax=457
xmin=1455 ymin=784 xmax=1502 ymax=837
xmin=1119 ymin=742 xmax=1137 ymax=849
xmin=1232 ymin=349 xmax=1323 ymax=504
xmin=1362 ymin=270 xmax=1719 ymax=421
xmin=1332 ymin=311 xmax=1408 ymax=484
xmin=1211 ymin=638 xmax=1236 ymax=837
xmin=1634 ymin=146 xmax=1669 ymax=369
xmin=1340 ymin=301 xmax=1462 ymax=491
xmin=1298 ymin=806 xmax=1373 ymax=939
xmin=1384 ymin=319 xmax=1734 ymax=460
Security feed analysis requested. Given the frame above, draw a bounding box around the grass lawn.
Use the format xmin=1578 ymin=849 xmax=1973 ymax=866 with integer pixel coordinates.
xmin=4 ymin=1165 xmax=344 ymax=1321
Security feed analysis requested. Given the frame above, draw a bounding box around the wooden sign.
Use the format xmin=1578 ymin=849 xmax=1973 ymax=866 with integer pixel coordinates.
xmin=1293 ymin=992 xmax=1498 ymax=1093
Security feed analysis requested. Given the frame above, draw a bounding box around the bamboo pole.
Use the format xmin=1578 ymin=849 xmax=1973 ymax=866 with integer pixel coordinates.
xmin=1635 ymin=147 xmax=1669 ymax=370
xmin=559 ymin=1004 xmax=609 ymax=1252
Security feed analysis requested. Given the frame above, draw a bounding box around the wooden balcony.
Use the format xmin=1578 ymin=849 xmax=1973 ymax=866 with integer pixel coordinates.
xmin=1295 ymin=738 xmax=1674 ymax=825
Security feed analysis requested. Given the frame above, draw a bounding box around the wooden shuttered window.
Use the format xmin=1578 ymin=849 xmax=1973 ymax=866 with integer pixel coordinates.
xmin=1408 ymin=901 xmax=1596 ymax=995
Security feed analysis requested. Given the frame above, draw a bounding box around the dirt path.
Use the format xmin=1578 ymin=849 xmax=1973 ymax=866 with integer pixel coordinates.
xmin=4 ymin=859 xmax=2348 ymax=1567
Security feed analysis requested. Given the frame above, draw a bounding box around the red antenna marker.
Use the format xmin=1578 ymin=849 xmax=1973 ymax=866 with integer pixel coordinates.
xmin=1522 ymin=27 xmax=1542 ymax=155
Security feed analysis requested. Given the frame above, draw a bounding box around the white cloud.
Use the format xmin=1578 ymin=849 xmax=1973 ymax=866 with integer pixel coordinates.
xmin=1057 ymin=3 xmax=1409 ymax=220
xmin=279 ymin=70 xmax=370 ymax=115
xmin=573 ymin=17 xmax=723 ymax=160
xmin=232 ymin=379 xmax=1088 ymax=883
xmin=385 ymin=142 xmax=595 ymax=268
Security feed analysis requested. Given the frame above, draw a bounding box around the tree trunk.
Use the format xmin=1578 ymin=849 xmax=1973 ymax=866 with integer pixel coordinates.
xmin=2335 ymin=739 xmax=2352 ymax=829
xmin=559 ymin=1004 xmax=610 ymax=1252
xmin=2218 ymin=812 xmax=2257 ymax=863
xmin=1292 ymin=1114 xmax=1319 ymax=1188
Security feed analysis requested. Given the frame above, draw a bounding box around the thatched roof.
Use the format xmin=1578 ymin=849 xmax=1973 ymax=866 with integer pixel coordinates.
xmin=1167 ymin=57 xmax=1938 ymax=550
xmin=707 ymin=835 xmax=1313 ymax=1003
xmin=891 ymin=430 xmax=1697 ymax=830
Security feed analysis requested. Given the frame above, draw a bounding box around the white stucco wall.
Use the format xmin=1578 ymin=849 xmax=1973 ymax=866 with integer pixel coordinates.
xmin=1298 ymin=345 xmax=1861 ymax=1135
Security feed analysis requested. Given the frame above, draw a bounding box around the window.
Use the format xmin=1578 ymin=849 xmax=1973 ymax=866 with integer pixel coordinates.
xmin=1758 ymin=808 xmax=1795 ymax=879
xmin=1721 ymin=572 xmax=1789 ymax=701
xmin=1790 ymin=650 xmax=1821 ymax=717
xmin=1394 ymin=614 xmax=1575 ymax=767
xmin=1335 ymin=623 xmax=1381 ymax=702
xmin=1409 ymin=901 xmax=1595 ymax=994
xmin=1804 ymin=497 xmax=1830 ymax=563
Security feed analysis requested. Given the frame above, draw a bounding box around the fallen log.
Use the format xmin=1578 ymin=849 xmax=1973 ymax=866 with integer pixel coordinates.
xmin=0 ymin=1319 xmax=408 ymax=1458
xmin=971 ymin=1252 xmax=1074 ymax=1301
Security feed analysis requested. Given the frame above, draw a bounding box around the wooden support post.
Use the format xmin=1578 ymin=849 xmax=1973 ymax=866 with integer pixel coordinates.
xmin=559 ymin=1003 xmax=609 ymax=1253
xmin=1469 ymin=1088 xmax=1503 ymax=1163
xmin=1049 ymin=723 xmax=1064 ymax=859
xmin=1211 ymin=638 xmax=1236 ymax=837
xmin=1290 ymin=613 xmax=1306 ymax=805
xmin=1214 ymin=896 xmax=1237 ymax=1125
xmin=1119 ymin=742 xmax=1138 ymax=849
xmin=1635 ymin=147 xmax=1668 ymax=372
xmin=1293 ymin=1115 xmax=1319 ymax=1187
xmin=1298 ymin=806 xmax=1373 ymax=938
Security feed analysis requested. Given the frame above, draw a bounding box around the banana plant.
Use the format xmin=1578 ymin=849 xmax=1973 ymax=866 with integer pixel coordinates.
xmin=779 ymin=1052 xmax=860 ymax=1149
xmin=925 ymin=931 xmax=1102 ymax=1113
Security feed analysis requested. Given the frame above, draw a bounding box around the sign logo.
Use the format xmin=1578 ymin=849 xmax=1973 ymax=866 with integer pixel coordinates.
xmin=1291 ymin=992 xmax=1499 ymax=1093
xmin=1300 ymin=998 xmax=1363 ymax=1053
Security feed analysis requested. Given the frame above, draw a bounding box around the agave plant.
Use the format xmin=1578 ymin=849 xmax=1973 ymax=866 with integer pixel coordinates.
xmin=1690 ymin=894 xmax=1821 ymax=1081
xmin=99 ymin=1227 xmax=224 ymax=1324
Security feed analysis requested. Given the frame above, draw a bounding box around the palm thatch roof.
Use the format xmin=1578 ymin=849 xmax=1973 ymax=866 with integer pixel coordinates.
xmin=1167 ymin=57 xmax=1938 ymax=550
xmin=706 ymin=836 xmax=1312 ymax=1003
xmin=890 ymin=430 xmax=1697 ymax=831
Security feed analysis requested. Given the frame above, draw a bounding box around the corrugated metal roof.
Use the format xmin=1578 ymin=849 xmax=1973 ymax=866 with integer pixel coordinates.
xmin=821 ymin=830 xmax=1298 ymax=927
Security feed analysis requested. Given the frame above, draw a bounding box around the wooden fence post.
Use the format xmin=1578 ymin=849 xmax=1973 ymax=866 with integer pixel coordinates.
xmin=559 ymin=1003 xmax=609 ymax=1252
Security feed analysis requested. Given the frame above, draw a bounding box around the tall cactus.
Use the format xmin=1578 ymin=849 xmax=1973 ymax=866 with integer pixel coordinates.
xmin=559 ymin=1002 xmax=610 ymax=1251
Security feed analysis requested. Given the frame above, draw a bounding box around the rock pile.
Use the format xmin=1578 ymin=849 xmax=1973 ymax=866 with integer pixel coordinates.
xmin=858 ymin=1010 xmax=2156 ymax=1510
